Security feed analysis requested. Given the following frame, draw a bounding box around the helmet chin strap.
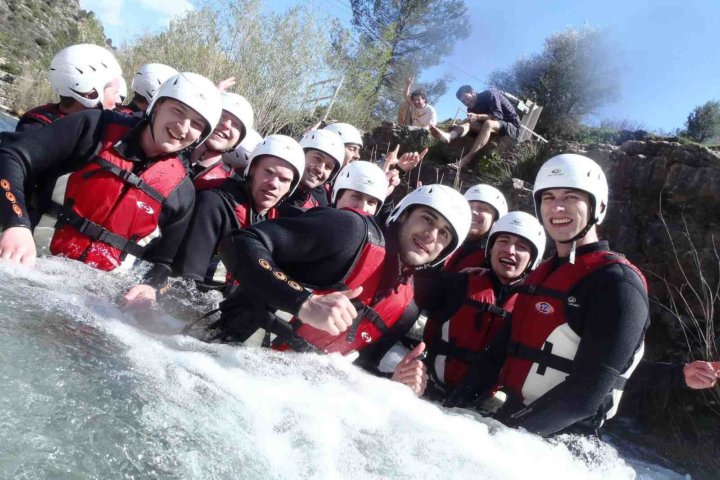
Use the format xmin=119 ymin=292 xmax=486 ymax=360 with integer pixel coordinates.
xmin=556 ymin=206 xmax=596 ymax=264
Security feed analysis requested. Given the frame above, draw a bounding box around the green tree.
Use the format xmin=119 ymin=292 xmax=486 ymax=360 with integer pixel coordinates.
xmin=337 ymin=0 xmax=470 ymax=123
xmin=489 ymin=27 xmax=620 ymax=138
xmin=685 ymin=100 xmax=720 ymax=143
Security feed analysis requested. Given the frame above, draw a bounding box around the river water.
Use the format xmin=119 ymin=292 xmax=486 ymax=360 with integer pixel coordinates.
xmin=0 ymin=258 xmax=689 ymax=479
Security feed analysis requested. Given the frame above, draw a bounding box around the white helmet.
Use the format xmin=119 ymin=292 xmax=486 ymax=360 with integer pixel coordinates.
xmin=220 ymin=92 xmax=254 ymax=147
xmin=387 ymin=184 xmax=471 ymax=266
xmin=332 ymin=161 xmax=389 ymax=207
xmin=223 ymin=128 xmax=263 ymax=170
xmin=300 ymin=129 xmax=345 ymax=179
xmin=47 ymin=44 xmax=121 ymax=109
xmin=118 ymin=77 xmax=128 ymax=102
xmin=147 ymin=72 xmax=223 ymax=145
xmin=323 ymin=122 xmax=363 ymax=147
xmin=533 ymin=154 xmax=609 ymax=228
xmin=464 ymin=184 xmax=508 ymax=219
xmin=244 ymin=135 xmax=306 ymax=199
xmin=131 ymin=63 xmax=178 ymax=103
xmin=486 ymin=211 xmax=546 ymax=271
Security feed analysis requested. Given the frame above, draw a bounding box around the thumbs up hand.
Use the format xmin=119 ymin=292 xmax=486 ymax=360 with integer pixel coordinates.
xmin=391 ymin=342 xmax=428 ymax=396
xmin=297 ymin=287 xmax=364 ymax=335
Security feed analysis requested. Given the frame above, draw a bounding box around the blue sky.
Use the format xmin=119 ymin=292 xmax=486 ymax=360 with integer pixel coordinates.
xmin=81 ymin=0 xmax=719 ymax=132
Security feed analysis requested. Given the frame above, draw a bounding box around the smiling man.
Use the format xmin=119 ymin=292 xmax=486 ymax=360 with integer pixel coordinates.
xmin=0 ymin=72 xmax=222 ymax=305
xmin=444 ymin=184 xmax=508 ymax=272
xmin=188 ymin=92 xmax=254 ymax=190
xmin=209 ymin=184 xmax=470 ymax=395
xmin=459 ymin=154 xmax=649 ymax=437
xmin=173 ymin=135 xmax=306 ymax=291
xmin=418 ymin=211 xmax=545 ymax=400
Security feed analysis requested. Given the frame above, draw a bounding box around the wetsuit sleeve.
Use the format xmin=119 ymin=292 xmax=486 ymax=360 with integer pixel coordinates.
xmin=624 ymin=360 xmax=686 ymax=393
xmin=414 ymin=268 xmax=469 ymax=313
xmin=172 ymin=189 xmax=233 ymax=281
xmin=219 ymin=207 xmax=368 ymax=315
xmin=0 ymin=110 xmax=104 ymax=229
xmin=142 ymin=178 xmax=195 ymax=288
xmin=498 ymin=264 xmax=649 ymax=436
xmin=14 ymin=117 xmax=45 ymax=133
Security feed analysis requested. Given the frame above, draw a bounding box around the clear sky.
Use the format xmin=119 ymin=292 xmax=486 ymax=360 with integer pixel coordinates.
xmin=81 ymin=0 xmax=719 ymax=132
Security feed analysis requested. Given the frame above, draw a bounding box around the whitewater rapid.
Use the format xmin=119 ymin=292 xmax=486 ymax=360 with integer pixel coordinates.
xmin=0 ymin=258 xmax=686 ymax=479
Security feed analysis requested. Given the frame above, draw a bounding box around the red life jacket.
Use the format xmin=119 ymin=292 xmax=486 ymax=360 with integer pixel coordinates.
xmin=498 ymin=250 xmax=647 ymax=410
xmin=49 ymin=122 xmax=186 ymax=271
xmin=193 ymin=161 xmax=236 ymax=191
xmin=19 ymin=103 xmax=66 ymax=127
xmin=425 ymin=271 xmax=516 ymax=389
xmin=297 ymin=191 xmax=320 ymax=210
xmin=275 ymin=215 xmax=414 ymax=355
xmin=444 ymin=245 xmax=486 ymax=273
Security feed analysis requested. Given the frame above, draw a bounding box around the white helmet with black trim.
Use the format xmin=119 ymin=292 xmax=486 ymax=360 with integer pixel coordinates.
xmin=300 ymin=129 xmax=345 ymax=180
xmin=323 ymin=122 xmax=363 ymax=147
xmin=244 ymin=135 xmax=306 ymax=198
xmin=486 ymin=211 xmax=546 ymax=271
xmin=533 ymin=153 xmax=609 ymax=233
xmin=147 ymin=72 xmax=223 ymax=145
xmin=131 ymin=63 xmax=178 ymax=103
xmin=387 ymin=184 xmax=471 ymax=266
xmin=223 ymin=128 xmax=263 ymax=171
xmin=220 ymin=92 xmax=254 ymax=148
xmin=47 ymin=44 xmax=121 ymax=109
xmin=332 ymin=161 xmax=389 ymax=207
xmin=464 ymin=184 xmax=508 ymax=219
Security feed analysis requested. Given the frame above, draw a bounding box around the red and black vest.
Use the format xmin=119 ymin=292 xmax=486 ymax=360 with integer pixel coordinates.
xmin=19 ymin=103 xmax=66 ymax=128
xmin=193 ymin=161 xmax=236 ymax=191
xmin=425 ymin=271 xmax=516 ymax=389
xmin=49 ymin=122 xmax=186 ymax=271
xmin=444 ymin=243 xmax=487 ymax=273
xmin=498 ymin=250 xmax=647 ymax=411
xmin=275 ymin=213 xmax=414 ymax=355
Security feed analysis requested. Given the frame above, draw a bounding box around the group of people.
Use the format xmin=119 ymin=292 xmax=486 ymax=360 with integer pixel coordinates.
xmin=0 ymin=43 xmax=717 ymax=439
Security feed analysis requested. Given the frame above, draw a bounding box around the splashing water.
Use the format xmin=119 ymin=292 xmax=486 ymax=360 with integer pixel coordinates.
xmin=0 ymin=258 xmax=687 ymax=479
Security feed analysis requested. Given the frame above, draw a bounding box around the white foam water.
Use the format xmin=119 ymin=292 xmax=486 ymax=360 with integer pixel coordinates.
xmin=0 ymin=258 xmax=688 ymax=479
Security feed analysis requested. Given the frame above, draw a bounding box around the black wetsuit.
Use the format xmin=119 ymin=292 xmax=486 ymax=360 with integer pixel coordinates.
xmin=0 ymin=109 xmax=196 ymax=288
xmin=217 ymin=207 xmax=420 ymax=369
xmin=454 ymin=241 xmax=650 ymax=436
xmin=172 ymin=177 xmax=271 ymax=288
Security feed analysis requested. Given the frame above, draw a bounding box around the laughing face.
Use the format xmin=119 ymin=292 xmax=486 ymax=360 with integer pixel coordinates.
xmin=397 ymin=206 xmax=454 ymax=267
xmin=539 ymin=188 xmax=592 ymax=244
xmin=468 ymin=201 xmax=497 ymax=239
xmin=249 ymin=155 xmax=295 ymax=213
xmin=205 ymin=110 xmax=244 ymax=152
xmin=300 ymin=149 xmax=336 ymax=189
xmin=143 ymin=98 xmax=207 ymax=156
xmin=489 ymin=233 xmax=532 ymax=284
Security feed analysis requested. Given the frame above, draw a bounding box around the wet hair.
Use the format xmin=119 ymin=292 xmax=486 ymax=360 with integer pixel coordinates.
xmin=410 ymin=89 xmax=427 ymax=101
xmin=455 ymin=85 xmax=474 ymax=99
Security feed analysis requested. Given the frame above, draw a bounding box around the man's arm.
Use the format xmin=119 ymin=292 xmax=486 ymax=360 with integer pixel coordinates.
xmin=498 ymin=264 xmax=649 ymax=436
xmin=219 ymin=207 xmax=369 ymax=315
xmin=403 ymin=76 xmax=414 ymax=103
xmin=172 ymin=188 xmax=231 ymax=281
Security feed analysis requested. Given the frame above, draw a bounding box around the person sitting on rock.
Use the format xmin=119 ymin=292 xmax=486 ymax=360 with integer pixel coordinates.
xmin=399 ymin=76 xmax=437 ymax=130
xmin=430 ymin=85 xmax=520 ymax=169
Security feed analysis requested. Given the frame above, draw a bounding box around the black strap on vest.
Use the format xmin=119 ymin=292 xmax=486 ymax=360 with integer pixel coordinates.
xmin=346 ymin=300 xmax=390 ymax=343
xmin=84 ymin=156 xmax=167 ymax=204
xmin=55 ymin=207 xmax=147 ymax=257
xmin=506 ymin=340 xmax=574 ymax=376
xmin=514 ymin=283 xmax=569 ymax=301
